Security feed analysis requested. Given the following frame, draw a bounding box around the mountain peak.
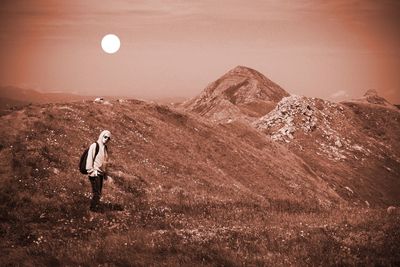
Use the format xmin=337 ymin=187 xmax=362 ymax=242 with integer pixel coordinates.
xmin=362 ymin=89 xmax=393 ymax=106
xmin=229 ymin=65 xmax=258 ymax=74
xmin=341 ymin=89 xmax=395 ymax=109
xmin=183 ymin=66 xmax=290 ymax=122
xmin=232 ymin=65 xmax=252 ymax=71
xmin=364 ymin=89 xmax=379 ymax=97
xmin=225 ymin=65 xmax=272 ymax=82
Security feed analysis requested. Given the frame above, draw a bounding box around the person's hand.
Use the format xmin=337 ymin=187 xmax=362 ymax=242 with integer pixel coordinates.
xmin=93 ymin=170 xmax=98 ymax=176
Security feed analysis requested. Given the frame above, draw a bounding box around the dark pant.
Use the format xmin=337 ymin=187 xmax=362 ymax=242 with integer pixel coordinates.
xmin=89 ymin=175 xmax=104 ymax=210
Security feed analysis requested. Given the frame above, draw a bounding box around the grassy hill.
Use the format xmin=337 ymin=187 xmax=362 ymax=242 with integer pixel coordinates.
xmin=254 ymin=95 xmax=400 ymax=207
xmin=0 ymin=100 xmax=399 ymax=266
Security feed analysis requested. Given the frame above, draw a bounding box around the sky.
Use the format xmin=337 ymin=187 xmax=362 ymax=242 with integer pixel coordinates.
xmin=0 ymin=0 xmax=399 ymax=103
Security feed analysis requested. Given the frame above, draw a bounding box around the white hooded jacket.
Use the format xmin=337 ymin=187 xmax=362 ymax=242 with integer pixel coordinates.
xmin=86 ymin=130 xmax=111 ymax=177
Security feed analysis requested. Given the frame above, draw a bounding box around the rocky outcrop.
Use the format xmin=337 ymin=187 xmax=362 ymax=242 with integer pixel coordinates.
xmin=254 ymin=95 xmax=317 ymax=141
xmin=253 ymin=93 xmax=400 ymax=206
xmin=253 ymin=95 xmax=365 ymax=161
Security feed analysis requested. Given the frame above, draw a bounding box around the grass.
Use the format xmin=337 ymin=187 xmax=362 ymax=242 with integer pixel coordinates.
xmin=2 ymin=172 xmax=399 ymax=266
xmin=1 ymin=181 xmax=399 ymax=266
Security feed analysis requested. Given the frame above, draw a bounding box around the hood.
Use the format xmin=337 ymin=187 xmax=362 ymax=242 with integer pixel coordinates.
xmin=97 ymin=130 xmax=111 ymax=145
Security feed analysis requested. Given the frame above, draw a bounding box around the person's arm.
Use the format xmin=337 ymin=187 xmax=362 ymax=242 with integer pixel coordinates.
xmin=103 ymin=146 xmax=109 ymax=179
xmin=86 ymin=143 xmax=97 ymax=175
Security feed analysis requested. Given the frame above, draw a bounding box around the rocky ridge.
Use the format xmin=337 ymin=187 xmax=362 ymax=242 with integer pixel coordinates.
xmin=253 ymin=95 xmax=370 ymax=161
xmin=251 ymin=92 xmax=400 ymax=206
xmin=182 ymin=66 xmax=400 ymax=205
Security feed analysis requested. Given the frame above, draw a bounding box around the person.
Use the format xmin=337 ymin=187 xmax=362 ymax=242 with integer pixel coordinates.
xmin=86 ymin=130 xmax=111 ymax=212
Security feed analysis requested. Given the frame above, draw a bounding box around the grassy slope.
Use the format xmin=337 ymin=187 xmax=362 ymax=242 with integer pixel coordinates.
xmin=303 ymin=101 xmax=400 ymax=206
xmin=256 ymin=97 xmax=400 ymax=207
xmin=0 ymin=100 xmax=399 ymax=266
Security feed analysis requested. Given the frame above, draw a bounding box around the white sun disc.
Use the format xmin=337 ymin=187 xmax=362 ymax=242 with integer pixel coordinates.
xmin=101 ymin=34 xmax=120 ymax=54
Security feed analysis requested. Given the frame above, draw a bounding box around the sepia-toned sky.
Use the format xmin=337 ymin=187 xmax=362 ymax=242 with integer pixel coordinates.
xmin=0 ymin=0 xmax=399 ymax=102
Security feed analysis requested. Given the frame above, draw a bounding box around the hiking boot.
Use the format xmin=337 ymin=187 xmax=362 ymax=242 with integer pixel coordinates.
xmin=90 ymin=205 xmax=100 ymax=212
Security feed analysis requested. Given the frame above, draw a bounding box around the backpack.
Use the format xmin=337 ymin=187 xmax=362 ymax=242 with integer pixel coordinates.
xmin=79 ymin=142 xmax=100 ymax=174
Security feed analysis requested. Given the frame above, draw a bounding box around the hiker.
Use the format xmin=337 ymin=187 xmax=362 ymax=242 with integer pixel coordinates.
xmin=86 ymin=130 xmax=111 ymax=212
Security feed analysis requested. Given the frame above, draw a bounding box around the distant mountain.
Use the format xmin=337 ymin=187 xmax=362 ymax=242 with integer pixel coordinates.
xmin=0 ymin=86 xmax=94 ymax=104
xmin=182 ymin=66 xmax=289 ymax=122
xmin=342 ymin=89 xmax=397 ymax=109
xmin=0 ymin=86 xmax=135 ymax=115
xmin=0 ymin=96 xmax=30 ymax=108
xmin=150 ymin=96 xmax=189 ymax=106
